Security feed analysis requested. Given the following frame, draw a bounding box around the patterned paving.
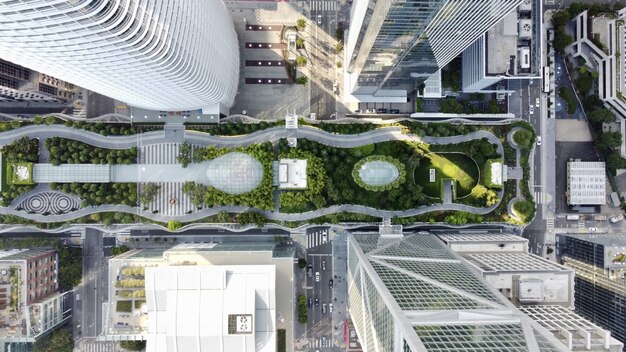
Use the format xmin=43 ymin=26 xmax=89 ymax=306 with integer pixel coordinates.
xmin=17 ymin=191 xmax=81 ymax=214
xmin=139 ymin=143 xmax=199 ymax=216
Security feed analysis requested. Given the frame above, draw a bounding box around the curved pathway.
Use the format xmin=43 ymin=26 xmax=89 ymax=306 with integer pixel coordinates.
xmin=0 ymin=124 xmax=504 ymax=223
xmin=0 ymin=124 xmax=502 ymax=152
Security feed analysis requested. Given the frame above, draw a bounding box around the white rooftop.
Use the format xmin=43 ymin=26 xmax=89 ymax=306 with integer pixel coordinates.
xmin=490 ymin=162 xmax=503 ymax=186
xmin=278 ymin=159 xmax=307 ymax=189
xmin=144 ymin=265 xmax=276 ymax=352
xmin=567 ymin=161 xmax=606 ymax=205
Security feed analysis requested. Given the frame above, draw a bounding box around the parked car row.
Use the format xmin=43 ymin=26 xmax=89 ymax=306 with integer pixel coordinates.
xmin=353 ymin=108 xmax=401 ymax=114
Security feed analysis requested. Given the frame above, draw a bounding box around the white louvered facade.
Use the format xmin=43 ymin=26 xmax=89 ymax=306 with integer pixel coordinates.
xmin=0 ymin=0 xmax=239 ymax=113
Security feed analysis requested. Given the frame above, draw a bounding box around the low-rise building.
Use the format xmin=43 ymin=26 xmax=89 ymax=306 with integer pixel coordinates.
xmin=100 ymin=242 xmax=295 ymax=352
xmin=567 ymin=161 xmax=606 ymax=205
xmin=0 ymin=248 xmax=67 ymax=345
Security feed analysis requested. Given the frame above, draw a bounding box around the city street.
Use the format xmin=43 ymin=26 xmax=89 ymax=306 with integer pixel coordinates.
xmin=79 ymin=228 xmax=108 ymax=339
xmin=309 ymin=0 xmax=340 ymax=119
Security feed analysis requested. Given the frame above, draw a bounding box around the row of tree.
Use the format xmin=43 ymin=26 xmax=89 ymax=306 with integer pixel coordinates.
xmin=50 ymin=182 xmax=137 ymax=206
xmin=45 ymin=137 xmax=137 ymax=165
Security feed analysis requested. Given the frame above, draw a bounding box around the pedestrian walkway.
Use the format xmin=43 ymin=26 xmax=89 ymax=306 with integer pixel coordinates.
xmin=307 ymin=228 xmax=329 ymax=248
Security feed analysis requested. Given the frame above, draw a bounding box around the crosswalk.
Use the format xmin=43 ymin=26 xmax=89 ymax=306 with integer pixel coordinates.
xmin=307 ymin=228 xmax=329 ymax=248
xmin=307 ymin=337 xmax=331 ymax=348
xmin=310 ymin=0 xmax=337 ymax=11
xmin=534 ymin=191 xmax=550 ymax=204
xmin=80 ymin=340 xmax=124 ymax=352
xmin=546 ymin=217 xmax=554 ymax=231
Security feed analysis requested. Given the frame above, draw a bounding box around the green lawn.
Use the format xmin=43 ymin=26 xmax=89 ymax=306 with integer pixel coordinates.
xmin=6 ymin=162 xmax=34 ymax=185
xmin=414 ymin=153 xmax=479 ymax=198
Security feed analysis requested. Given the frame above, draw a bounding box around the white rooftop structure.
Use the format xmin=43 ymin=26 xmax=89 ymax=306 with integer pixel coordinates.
xmin=277 ymin=159 xmax=307 ymax=189
xmin=144 ymin=265 xmax=276 ymax=352
xmin=490 ymin=161 xmax=503 ymax=186
xmin=567 ymin=161 xmax=606 ymax=205
xmin=440 ymin=232 xmax=574 ymax=307
xmin=520 ymin=305 xmax=623 ymax=352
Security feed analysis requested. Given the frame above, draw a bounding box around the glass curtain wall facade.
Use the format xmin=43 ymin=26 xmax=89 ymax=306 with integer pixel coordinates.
xmin=346 ymin=0 xmax=523 ymax=93
xmin=0 ymin=1 xmax=239 ymax=112
xmin=347 ymin=231 xmax=569 ymax=352
xmin=557 ymin=234 xmax=626 ymax=344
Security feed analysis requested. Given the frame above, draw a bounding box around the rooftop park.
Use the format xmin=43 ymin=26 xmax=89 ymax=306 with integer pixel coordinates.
xmin=0 ymin=119 xmax=535 ymax=226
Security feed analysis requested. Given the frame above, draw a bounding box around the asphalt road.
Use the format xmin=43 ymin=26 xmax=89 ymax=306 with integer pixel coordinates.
xmin=309 ymin=0 xmax=338 ymax=119
xmin=80 ymin=228 xmax=108 ymax=338
xmin=304 ymin=227 xmax=336 ymax=350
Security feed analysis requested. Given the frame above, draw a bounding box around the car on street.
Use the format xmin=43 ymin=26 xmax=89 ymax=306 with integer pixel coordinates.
xmin=315 ymin=272 xmax=320 ymax=282
xmin=390 ymin=109 xmax=400 ymax=114
xmin=376 ymin=108 xmax=388 ymax=114
xmin=589 ymin=227 xmax=598 ymax=232
xmin=308 ymin=297 xmax=313 ymax=308
xmin=322 ymin=303 xmax=327 ymax=314
xmin=366 ymin=108 xmax=376 ymax=113
xmin=307 ymin=264 xmax=313 ymax=277
xmin=536 ymin=97 xmax=540 ymax=107
xmin=329 ymin=303 xmax=333 ymax=313
xmin=529 ymin=105 xmax=534 ymax=114
xmin=536 ymin=136 xmax=542 ymax=146
xmin=610 ymin=214 xmax=624 ymax=223
xmin=329 ymin=279 xmax=334 ymax=289
xmin=317 ymin=15 xmax=322 ymax=25
xmin=322 ymin=260 xmax=326 ymax=271
xmin=322 ymin=231 xmax=328 ymax=243
xmin=315 ymin=297 xmax=319 ymax=306
xmin=333 ymin=83 xmax=338 ymax=94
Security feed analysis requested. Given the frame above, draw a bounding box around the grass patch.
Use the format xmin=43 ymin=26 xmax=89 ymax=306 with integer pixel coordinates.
xmin=414 ymin=153 xmax=479 ymax=198
xmin=134 ymin=300 xmax=146 ymax=309
xmin=277 ymin=329 xmax=286 ymax=352
xmin=5 ymin=162 xmax=33 ymax=185
xmin=116 ymin=300 xmax=132 ymax=312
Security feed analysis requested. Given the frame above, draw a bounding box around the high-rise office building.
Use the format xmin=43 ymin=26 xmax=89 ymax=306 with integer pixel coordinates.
xmin=440 ymin=231 xmax=623 ymax=351
xmin=347 ymin=231 xmax=569 ymax=351
xmin=0 ymin=1 xmax=239 ymax=114
xmin=345 ymin=0 xmax=523 ymax=100
xmin=556 ymin=234 xmax=626 ymax=344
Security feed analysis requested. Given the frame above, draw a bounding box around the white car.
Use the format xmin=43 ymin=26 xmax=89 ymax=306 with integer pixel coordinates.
xmin=529 ymin=105 xmax=534 ymax=114
xmin=366 ymin=108 xmax=376 ymax=113
xmin=535 ymin=97 xmax=540 ymax=107
xmin=317 ymin=15 xmax=322 ymax=25
xmin=329 ymin=303 xmax=333 ymax=313
xmin=536 ymin=136 xmax=542 ymax=146
xmin=322 ymin=231 xmax=328 ymax=243
xmin=315 ymin=272 xmax=320 ymax=282
xmin=589 ymin=227 xmax=598 ymax=233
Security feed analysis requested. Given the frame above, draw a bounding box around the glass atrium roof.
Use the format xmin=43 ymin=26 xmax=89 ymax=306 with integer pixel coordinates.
xmin=206 ymin=152 xmax=263 ymax=194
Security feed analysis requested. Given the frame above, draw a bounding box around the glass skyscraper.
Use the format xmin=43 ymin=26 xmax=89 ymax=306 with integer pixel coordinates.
xmin=347 ymin=231 xmax=569 ymax=352
xmin=0 ymin=1 xmax=239 ymax=113
xmin=556 ymin=234 xmax=626 ymax=344
xmin=346 ymin=0 xmax=524 ymax=94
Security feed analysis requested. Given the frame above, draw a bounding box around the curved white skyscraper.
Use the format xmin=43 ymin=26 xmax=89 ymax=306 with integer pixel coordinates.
xmin=0 ymin=1 xmax=239 ymax=113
